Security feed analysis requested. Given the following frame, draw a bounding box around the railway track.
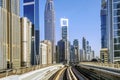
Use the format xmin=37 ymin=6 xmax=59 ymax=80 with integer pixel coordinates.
xmin=75 ymin=65 xmax=120 ymax=80
xmin=49 ymin=66 xmax=89 ymax=80
xmin=75 ymin=65 xmax=116 ymax=80
xmin=75 ymin=65 xmax=100 ymax=80
xmin=67 ymin=66 xmax=78 ymax=80
xmin=49 ymin=67 xmax=67 ymax=80
xmin=71 ymin=66 xmax=89 ymax=80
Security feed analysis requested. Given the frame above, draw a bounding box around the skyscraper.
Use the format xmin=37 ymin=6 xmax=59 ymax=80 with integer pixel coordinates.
xmin=61 ymin=18 xmax=69 ymax=40
xmin=23 ymin=0 xmax=40 ymax=65
xmin=21 ymin=17 xmax=32 ymax=67
xmin=86 ymin=41 xmax=90 ymax=61
xmin=107 ymin=0 xmax=120 ymax=62
xmin=57 ymin=40 xmax=66 ymax=63
xmin=57 ymin=18 xmax=70 ymax=64
xmin=101 ymin=0 xmax=107 ymax=48
xmin=61 ymin=18 xmax=69 ymax=64
xmin=73 ymin=39 xmax=80 ymax=62
xmin=0 ymin=0 xmax=21 ymax=69
xmin=70 ymin=45 xmax=75 ymax=62
xmin=82 ymin=37 xmax=87 ymax=60
xmin=45 ymin=0 xmax=56 ymax=63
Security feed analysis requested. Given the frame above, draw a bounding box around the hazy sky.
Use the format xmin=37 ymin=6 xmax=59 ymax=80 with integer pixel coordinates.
xmin=21 ymin=0 xmax=101 ymax=57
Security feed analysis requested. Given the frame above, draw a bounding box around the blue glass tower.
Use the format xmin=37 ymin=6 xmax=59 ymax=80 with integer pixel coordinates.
xmin=101 ymin=0 xmax=107 ymax=48
xmin=23 ymin=0 xmax=40 ymax=65
xmin=107 ymin=0 xmax=120 ymax=62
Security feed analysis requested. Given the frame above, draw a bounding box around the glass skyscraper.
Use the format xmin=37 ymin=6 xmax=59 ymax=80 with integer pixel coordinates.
xmin=23 ymin=0 xmax=40 ymax=65
xmin=101 ymin=0 xmax=107 ymax=48
xmin=82 ymin=37 xmax=87 ymax=60
xmin=73 ymin=39 xmax=80 ymax=62
xmin=107 ymin=0 xmax=120 ymax=62
xmin=61 ymin=18 xmax=69 ymax=40
xmin=45 ymin=0 xmax=56 ymax=63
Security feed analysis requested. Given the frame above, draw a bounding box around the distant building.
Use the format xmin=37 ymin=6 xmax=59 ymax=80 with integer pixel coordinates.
xmin=41 ymin=40 xmax=52 ymax=65
xmin=70 ymin=45 xmax=75 ymax=62
xmin=73 ymin=39 xmax=80 ymax=62
xmin=45 ymin=0 xmax=56 ymax=63
xmin=80 ymin=49 xmax=85 ymax=61
xmin=82 ymin=37 xmax=95 ymax=61
xmin=58 ymin=18 xmax=70 ymax=64
xmin=86 ymin=41 xmax=90 ymax=61
xmin=40 ymin=43 xmax=47 ymax=65
xmin=57 ymin=18 xmax=70 ymax=64
xmin=57 ymin=40 xmax=65 ymax=63
xmin=21 ymin=17 xmax=32 ymax=67
xmin=90 ymin=50 xmax=95 ymax=61
xmin=100 ymin=48 xmax=108 ymax=63
xmin=82 ymin=37 xmax=87 ymax=60
xmin=61 ymin=18 xmax=69 ymax=40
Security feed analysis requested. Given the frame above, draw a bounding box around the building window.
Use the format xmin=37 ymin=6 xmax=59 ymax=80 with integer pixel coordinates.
xmin=24 ymin=0 xmax=34 ymax=3
xmin=114 ymin=23 xmax=120 ymax=30
xmin=114 ymin=30 xmax=120 ymax=37
xmin=114 ymin=51 xmax=120 ymax=57
xmin=114 ymin=44 xmax=120 ymax=50
xmin=114 ymin=10 xmax=120 ymax=16
xmin=24 ymin=5 xmax=34 ymax=24
xmin=114 ymin=2 xmax=120 ymax=9
xmin=114 ymin=16 xmax=120 ymax=23
xmin=114 ymin=0 xmax=120 ymax=3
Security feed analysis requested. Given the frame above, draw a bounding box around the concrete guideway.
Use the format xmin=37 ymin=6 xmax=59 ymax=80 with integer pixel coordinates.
xmin=67 ymin=66 xmax=89 ymax=80
xmin=80 ymin=64 xmax=120 ymax=75
xmin=67 ymin=66 xmax=77 ymax=80
xmin=0 ymin=64 xmax=64 ymax=80
xmin=76 ymin=65 xmax=120 ymax=80
xmin=71 ymin=67 xmax=89 ymax=80
xmin=49 ymin=66 xmax=89 ymax=80
xmin=40 ymin=69 xmax=59 ymax=80
xmin=53 ymin=67 xmax=67 ymax=80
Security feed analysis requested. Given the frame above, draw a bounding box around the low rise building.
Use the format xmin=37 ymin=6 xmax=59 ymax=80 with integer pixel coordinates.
xmin=41 ymin=40 xmax=52 ymax=65
xmin=40 ymin=43 xmax=47 ymax=65
xmin=100 ymin=48 xmax=108 ymax=63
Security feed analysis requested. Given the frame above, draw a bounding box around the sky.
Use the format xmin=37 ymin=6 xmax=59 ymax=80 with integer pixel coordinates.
xmin=21 ymin=0 xmax=101 ymax=57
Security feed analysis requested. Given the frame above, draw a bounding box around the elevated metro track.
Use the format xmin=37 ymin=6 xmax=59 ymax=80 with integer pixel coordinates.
xmin=49 ymin=66 xmax=89 ymax=80
xmin=75 ymin=64 xmax=120 ymax=80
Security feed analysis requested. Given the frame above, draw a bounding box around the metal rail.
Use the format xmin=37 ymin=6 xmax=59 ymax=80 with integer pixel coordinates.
xmin=72 ymin=67 xmax=89 ymax=80
xmin=49 ymin=67 xmax=67 ymax=80
xmin=49 ymin=66 xmax=90 ymax=80
xmin=67 ymin=66 xmax=78 ymax=80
